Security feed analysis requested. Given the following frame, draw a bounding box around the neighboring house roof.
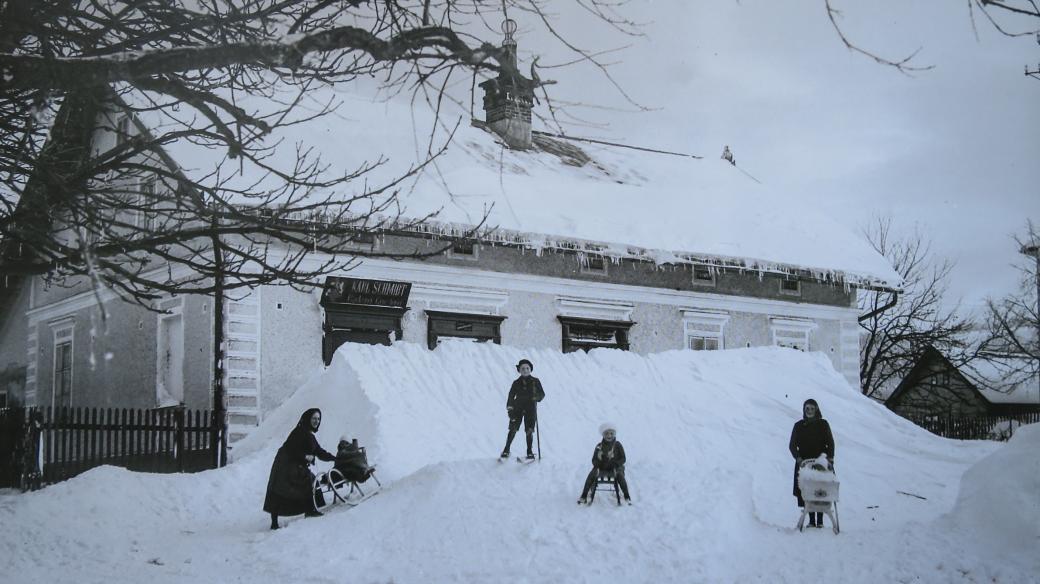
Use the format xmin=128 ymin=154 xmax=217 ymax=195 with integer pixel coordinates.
xmin=886 ymin=345 xmax=1040 ymax=409
xmin=145 ymin=89 xmax=902 ymax=291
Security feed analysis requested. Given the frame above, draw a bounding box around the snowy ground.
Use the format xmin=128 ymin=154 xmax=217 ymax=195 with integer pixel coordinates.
xmin=2 ymin=343 xmax=1038 ymax=584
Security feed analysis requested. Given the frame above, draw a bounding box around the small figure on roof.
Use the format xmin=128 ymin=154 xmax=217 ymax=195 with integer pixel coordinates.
xmin=500 ymin=359 xmax=545 ymax=460
xmin=577 ymin=423 xmax=631 ymax=505
xmin=334 ymin=436 xmax=376 ymax=484
xmin=721 ymin=145 xmax=736 ymax=166
xmin=789 ymin=398 xmax=835 ymax=528
xmin=263 ymin=408 xmax=336 ymax=530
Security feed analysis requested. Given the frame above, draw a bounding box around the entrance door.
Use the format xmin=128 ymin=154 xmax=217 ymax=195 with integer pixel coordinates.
xmin=157 ymin=312 xmax=184 ymax=405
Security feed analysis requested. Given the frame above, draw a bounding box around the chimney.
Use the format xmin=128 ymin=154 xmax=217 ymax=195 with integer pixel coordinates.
xmin=479 ymin=19 xmax=534 ymax=150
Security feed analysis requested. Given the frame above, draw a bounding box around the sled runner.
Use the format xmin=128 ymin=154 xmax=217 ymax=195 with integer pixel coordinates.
xmin=586 ymin=469 xmax=623 ymax=506
xmin=796 ymin=457 xmax=840 ymax=534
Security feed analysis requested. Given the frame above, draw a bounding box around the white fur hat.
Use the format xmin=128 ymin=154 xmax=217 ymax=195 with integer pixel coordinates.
xmin=599 ymin=422 xmax=617 ymax=435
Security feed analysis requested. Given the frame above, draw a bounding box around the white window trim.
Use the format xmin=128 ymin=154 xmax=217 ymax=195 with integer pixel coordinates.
xmin=557 ymin=297 xmax=634 ymax=322
xmin=50 ymin=318 xmax=75 ymax=409
xmin=411 ymin=283 xmax=508 ymax=316
xmin=770 ymin=317 xmax=817 ymax=351
xmin=682 ymin=309 xmax=730 ymax=350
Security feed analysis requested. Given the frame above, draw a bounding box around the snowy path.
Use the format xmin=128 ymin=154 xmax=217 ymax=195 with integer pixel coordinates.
xmin=2 ymin=344 xmax=1037 ymax=583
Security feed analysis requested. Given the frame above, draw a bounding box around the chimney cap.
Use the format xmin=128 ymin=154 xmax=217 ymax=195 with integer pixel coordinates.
xmin=501 ymin=18 xmax=518 ymax=45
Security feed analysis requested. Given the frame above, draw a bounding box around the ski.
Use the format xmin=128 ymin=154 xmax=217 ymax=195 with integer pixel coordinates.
xmin=516 ymin=456 xmax=537 ymax=464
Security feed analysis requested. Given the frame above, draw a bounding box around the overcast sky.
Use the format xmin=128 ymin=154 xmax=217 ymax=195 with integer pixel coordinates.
xmin=504 ymin=0 xmax=1039 ymax=314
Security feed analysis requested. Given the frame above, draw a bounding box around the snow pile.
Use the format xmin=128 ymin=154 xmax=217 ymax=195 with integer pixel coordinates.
xmin=941 ymin=423 xmax=1040 ymax=557
xmin=4 ymin=342 xmax=1037 ymax=583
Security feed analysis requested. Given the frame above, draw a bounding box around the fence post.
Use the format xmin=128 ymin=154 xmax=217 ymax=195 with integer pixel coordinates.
xmin=175 ymin=406 xmax=186 ymax=473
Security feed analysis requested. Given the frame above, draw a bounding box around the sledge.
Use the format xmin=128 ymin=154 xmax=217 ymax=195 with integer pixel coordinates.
xmin=585 ymin=469 xmax=624 ymax=507
xmin=312 ymin=445 xmax=381 ymax=511
xmin=796 ymin=457 xmax=840 ymax=534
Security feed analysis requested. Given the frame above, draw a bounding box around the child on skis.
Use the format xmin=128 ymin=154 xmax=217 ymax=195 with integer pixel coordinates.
xmin=578 ymin=423 xmax=631 ymax=505
xmin=500 ymin=359 xmax=545 ymax=460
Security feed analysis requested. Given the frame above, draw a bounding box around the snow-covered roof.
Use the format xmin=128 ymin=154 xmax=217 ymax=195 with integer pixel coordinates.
xmin=965 ymin=357 xmax=1040 ymax=405
xmin=148 ymin=89 xmax=901 ymax=289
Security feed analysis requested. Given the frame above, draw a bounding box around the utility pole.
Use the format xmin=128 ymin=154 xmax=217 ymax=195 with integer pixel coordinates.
xmin=1019 ymin=242 xmax=1040 ymax=405
xmin=211 ymin=228 xmax=227 ymax=468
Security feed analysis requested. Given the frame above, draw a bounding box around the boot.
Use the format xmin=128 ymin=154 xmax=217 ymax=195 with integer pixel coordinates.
xmin=501 ymin=431 xmax=516 ymax=458
xmin=269 ymin=513 xmax=280 ymax=530
xmin=525 ymin=433 xmax=534 ymax=459
xmin=808 ymin=512 xmax=818 ymax=528
xmin=815 ymin=512 xmax=825 ymax=528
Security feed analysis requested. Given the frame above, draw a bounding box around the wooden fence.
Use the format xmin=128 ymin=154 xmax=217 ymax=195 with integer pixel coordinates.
xmin=903 ymin=412 xmax=1040 ymax=441
xmin=0 ymin=406 xmax=221 ymax=489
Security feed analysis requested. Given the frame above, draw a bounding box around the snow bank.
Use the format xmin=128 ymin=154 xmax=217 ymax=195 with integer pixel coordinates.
xmin=6 ymin=342 xmax=1036 ymax=583
xmin=941 ymin=423 xmax=1040 ymax=557
xmin=236 ymin=341 xmax=994 ymax=529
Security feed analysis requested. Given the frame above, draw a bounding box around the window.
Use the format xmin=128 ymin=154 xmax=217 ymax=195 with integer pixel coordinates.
xmin=580 ymin=252 xmax=608 ymax=275
xmin=449 ymin=240 xmax=479 ymax=260
xmin=320 ymin=277 xmax=412 ymax=364
xmin=559 ymin=316 xmax=634 ymax=353
xmin=779 ymin=279 xmax=801 ymax=297
xmin=693 ymin=266 xmax=716 ymax=286
xmin=688 ymin=336 xmax=719 ymax=351
xmin=116 ymin=116 xmax=131 ymax=146
xmin=770 ymin=317 xmax=816 ymax=351
xmin=137 ymin=176 xmax=157 ymax=231
xmin=682 ymin=310 xmax=729 ymax=351
xmin=426 ymin=311 xmax=505 ymax=349
xmin=51 ymin=322 xmax=74 ymax=409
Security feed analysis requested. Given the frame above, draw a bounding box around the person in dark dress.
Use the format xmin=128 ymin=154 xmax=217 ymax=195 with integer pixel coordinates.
xmin=263 ymin=408 xmax=335 ymax=530
xmin=788 ymin=398 xmax=835 ymax=528
xmin=500 ymin=359 xmax=545 ymax=460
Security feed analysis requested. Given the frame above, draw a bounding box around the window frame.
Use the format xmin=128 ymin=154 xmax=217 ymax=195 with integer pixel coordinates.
xmin=682 ymin=310 xmax=729 ymax=351
xmin=426 ymin=310 xmax=506 ymax=350
xmin=692 ymin=265 xmax=717 ymax=287
xmin=50 ymin=320 xmax=75 ymax=409
xmin=558 ymin=315 xmax=634 ymax=353
xmin=115 ymin=115 xmax=132 ymax=147
xmin=579 ymin=251 xmax=609 ymax=276
xmin=770 ymin=317 xmax=816 ymax=351
xmin=447 ymin=239 xmax=480 ymax=261
xmin=779 ymin=278 xmax=802 ymax=297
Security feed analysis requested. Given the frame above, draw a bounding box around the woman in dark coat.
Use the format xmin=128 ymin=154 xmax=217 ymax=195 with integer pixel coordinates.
xmin=263 ymin=408 xmax=335 ymax=529
xmin=788 ymin=398 xmax=835 ymax=527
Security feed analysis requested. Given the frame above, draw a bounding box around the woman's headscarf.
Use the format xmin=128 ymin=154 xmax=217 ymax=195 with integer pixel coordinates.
xmin=297 ymin=408 xmax=322 ymax=433
xmin=802 ymin=399 xmax=822 ymax=420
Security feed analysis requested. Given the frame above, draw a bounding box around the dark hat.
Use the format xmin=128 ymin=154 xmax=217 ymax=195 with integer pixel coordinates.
xmin=516 ymin=359 xmax=534 ymax=371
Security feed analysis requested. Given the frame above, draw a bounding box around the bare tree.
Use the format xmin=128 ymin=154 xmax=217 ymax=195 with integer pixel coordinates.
xmin=0 ymin=1 xmax=641 ymax=309
xmin=859 ymin=216 xmax=975 ymax=399
xmin=973 ymin=221 xmax=1040 ymax=392
xmin=824 ymin=0 xmax=1040 ymax=74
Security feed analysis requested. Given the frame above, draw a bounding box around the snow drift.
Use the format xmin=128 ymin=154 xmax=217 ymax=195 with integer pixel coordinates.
xmin=4 ymin=342 xmax=1037 ymax=583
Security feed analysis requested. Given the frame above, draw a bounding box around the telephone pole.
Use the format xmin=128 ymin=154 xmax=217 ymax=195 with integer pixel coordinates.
xmin=1019 ymin=242 xmax=1040 ymax=405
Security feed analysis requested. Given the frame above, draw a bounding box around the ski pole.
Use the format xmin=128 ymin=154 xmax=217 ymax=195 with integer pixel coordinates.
xmin=536 ymin=416 xmax=541 ymax=460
